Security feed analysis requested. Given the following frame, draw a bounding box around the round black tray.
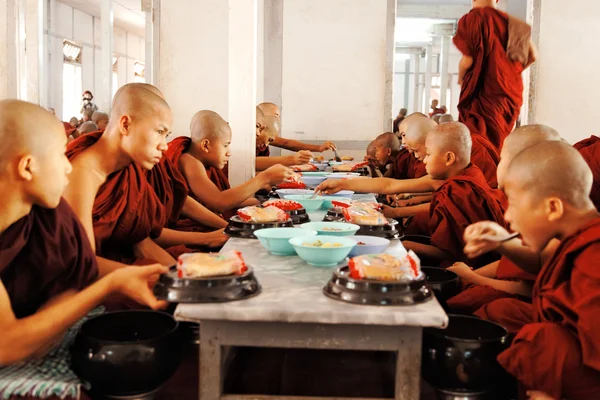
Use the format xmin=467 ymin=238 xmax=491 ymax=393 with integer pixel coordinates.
xmin=356 ymin=218 xmax=400 ymax=240
xmin=323 ymin=207 xmax=346 ymax=222
xmin=323 ymin=266 xmax=433 ymax=306
xmin=226 ymin=215 xmax=294 ymax=238
xmin=154 ymin=265 xmax=261 ymax=303
xmin=287 ymin=208 xmax=310 ymax=224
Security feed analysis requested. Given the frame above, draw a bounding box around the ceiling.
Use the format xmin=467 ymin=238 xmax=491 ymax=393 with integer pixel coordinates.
xmin=58 ymin=0 xmax=145 ymax=37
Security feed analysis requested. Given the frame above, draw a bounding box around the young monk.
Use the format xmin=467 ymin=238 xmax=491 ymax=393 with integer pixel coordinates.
xmin=165 ymin=110 xmax=295 ymax=219
xmin=476 ymin=141 xmax=600 ymax=399
xmin=69 ymin=117 xmax=80 ymax=128
xmin=574 ymin=135 xmax=600 ymax=211
xmin=92 ymin=111 xmax=109 ymax=131
xmin=81 ymin=108 xmax=94 ymax=123
xmin=0 ymin=100 xmax=167 ymax=364
xmin=439 ymin=114 xmax=454 ymax=124
xmin=447 ymin=125 xmax=563 ymax=314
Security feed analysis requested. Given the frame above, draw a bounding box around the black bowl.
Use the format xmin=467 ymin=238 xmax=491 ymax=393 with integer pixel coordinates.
xmin=422 ymin=267 xmax=461 ymax=303
xmin=422 ymin=314 xmax=509 ymax=392
xmin=71 ymin=310 xmax=182 ymax=397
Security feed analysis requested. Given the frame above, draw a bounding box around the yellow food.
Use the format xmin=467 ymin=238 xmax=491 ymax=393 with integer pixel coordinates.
xmin=302 ymin=240 xmax=344 ymax=248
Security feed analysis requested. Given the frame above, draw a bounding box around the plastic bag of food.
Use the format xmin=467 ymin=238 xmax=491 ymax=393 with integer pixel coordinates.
xmin=332 ymin=161 xmax=369 ymax=172
xmin=342 ymin=204 xmax=387 ymax=225
xmin=262 ymin=199 xmax=304 ymax=211
xmin=278 ymin=172 xmax=306 ymax=189
xmin=348 ymin=251 xmax=420 ymax=281
xmin=237 ymin=205 xmax=290 ymax=223
xmin=177 ymin=250 xmax=247 ymax=278
xmin=291 ymin=164 xmax=317 ymax=172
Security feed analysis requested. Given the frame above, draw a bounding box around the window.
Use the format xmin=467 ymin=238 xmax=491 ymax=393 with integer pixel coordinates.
xmin=134 ymin=62 xmax=145 ymax=83
xmin=63 ymin=40 xmax=82 ymax=63
xmin=62 ymin=63 xmax=82 ymax=121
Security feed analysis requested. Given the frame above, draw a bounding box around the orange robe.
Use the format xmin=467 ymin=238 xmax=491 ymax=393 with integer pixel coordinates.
xmin=454 ymin=7 xmax=529 ymax=150
xmin=62 ymin=121 xmax=76 ymax=138
xmin=429 ymin=164 xmax=508 ymax=268
xmin=575 ymin=135 xmax=600 ymax=211
xmin=392 ymin=150 xmax=428 ymax=180
xmin=0 ymin=199 xmax=98 ymax=318
xmin=471 ymin=133 xmax=499 ymax=187
xmin=476 ymin=218 xmax=600 ymax=399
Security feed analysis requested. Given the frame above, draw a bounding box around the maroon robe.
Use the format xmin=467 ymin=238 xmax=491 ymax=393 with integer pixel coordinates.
xmin=62 ymin=122 xmax=77 ymax=138
xmin=392 ymin=150 xmax=428 ymax=180
xmin=471 ymin=133 xmax=500 ymax=187
xmin=575 ymin=135 xmax=600 ymax=211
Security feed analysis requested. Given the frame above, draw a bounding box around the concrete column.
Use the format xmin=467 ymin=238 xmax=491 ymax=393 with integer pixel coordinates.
xmin=100 ymin=0 xmax=113 ymax=111
xmin=383 ymin=0 xmax=396 ymax=130
xmin=263 ymin=0 xmax=283 ymax=109
xmin=403 ymin=59 xmax=410 ymax=110
xmin=424 ymin=45 xmax=433 ymax=115
xmin=24 ymin=0 xmax=45 ymax=105
xmin=439 ymin=35 xmax=450 ymax=107
xmin=228 ymin=0 xmax=257 ymax=186
xmin=0 ymin=0 xmax=19 ymax=99
xmin=412 ymin=54 xmax=421 ymax=114
xmin=143 ymin=0 xmax=160 ymax=85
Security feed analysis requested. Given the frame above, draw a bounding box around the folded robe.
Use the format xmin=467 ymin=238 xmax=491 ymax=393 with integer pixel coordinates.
xmin=392 ymin=150 xmax=427 ymax=180
xmin=575 ymin=135 xmax=600 ymax=211
xmin=471 ymin=133 xmax=499 ymax=188
xmin=454 ymin=7 xmax=530 ymax=150
xmin=0 ymin=199 xmax=98 ymax=318
xmin=429 ymin=163 xmax=508 ymax=268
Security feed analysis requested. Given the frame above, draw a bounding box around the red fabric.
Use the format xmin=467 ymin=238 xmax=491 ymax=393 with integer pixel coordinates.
xmin=429 ymin=164 xmax=508 ymax=268
xmin=206 ymin=166 xmax=231 ymax=191
xmin=474 ymin=297 xmax=534 ymax=332
xmin=496 ymin=256 xmax=537 ymax=281
xmin=0 ymin=199 xmax=98 ymax=318
xmin=471 ymin=133 xmax=499 ymax=187
xmin=145 ymin=157 xmax=188 ymax=226
xmin=429 ymin=108 xmax=445 ymax=117
xmin=447 ymin=284 xmax=517 ymax=315
xmin=410 ymin=159 xmax=428 ymax=179
xmin=453 ymin=7 xmax=526 ymax=150
xmin=575 ymin=135 xmax=600 ymax=211
xmin=66 ymin=131 xmax=168 ymax=263
xmin=62 ymin=121 xmax=76 ymax=137
xmin=404 ymin=211 xmax=429 ymax=236
xmin=164 ymin=136 xmax=191 ymax=169
xmin=393 ymin=150 xmax=428 ymax=180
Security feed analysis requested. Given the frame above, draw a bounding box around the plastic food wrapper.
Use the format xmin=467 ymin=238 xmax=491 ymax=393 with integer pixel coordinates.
xmin=262 ymin=199 xmax=304 ymax=211
xmin=331 ymin=200 xmax=380 ymax=210
xmin=332 ymin=161 xmax=369 ymax=172
xmin=237 ymin=205 xmax=290 ymax=223
xmin=342 ymin=204 xmax=388 ymax=225
xmin=348 ymin=252 xmax=421 ymax=281
xmin=291 ymin=164 xmax=318 ymax=172
xmin=177 ymin=251 xmax=248 ymax=278
xmin=278 ymin=173 xmax=306 ymax=189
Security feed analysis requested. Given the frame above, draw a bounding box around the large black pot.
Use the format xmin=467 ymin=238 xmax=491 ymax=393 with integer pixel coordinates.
xmin=422 ymin=314 xmax=509 ymax=393
xmin=422 ymin=267 xmax=461 ymax=310
xmin=71 ymin=310 xmax=182 ymax=397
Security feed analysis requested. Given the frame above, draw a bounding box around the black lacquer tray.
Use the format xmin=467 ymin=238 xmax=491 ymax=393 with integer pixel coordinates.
xmin=225 ymin=216 xmax=294 ymax=239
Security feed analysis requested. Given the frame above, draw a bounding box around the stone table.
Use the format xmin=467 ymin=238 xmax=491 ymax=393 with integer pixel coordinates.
xmin=175 ymin=201 xmax=448 ymax=400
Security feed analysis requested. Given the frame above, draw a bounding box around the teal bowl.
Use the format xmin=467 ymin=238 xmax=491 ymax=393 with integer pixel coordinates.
xmin=284 ymin=195 xmax=325 ymax=211
xmin=321 ymin=196 xmax=352 ymax=210
xmin=254 ymin=228 xmax=318 ymax=256
xmin=299 ymin=222 xmax=360 ymax=236
xmin=288 ymin=235 xmax=357 ymax=267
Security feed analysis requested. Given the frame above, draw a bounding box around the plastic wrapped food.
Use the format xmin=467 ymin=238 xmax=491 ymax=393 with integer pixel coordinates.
xmin=177 ymin=251 xmax=248 ymax=278
xmin=348 ymin=252 xmax=420 ymax=281
xmin=262 ymin=199 xmax=304 ymax=211
xmin=332 ymin=161 xmax=369 ymax=172
xmin=277 ymin=173 xmax=306 ymax=189
xmin=237 ymin=206 xmax=290 ymax=223
xmin=342 ymin=204 xmax=387 ymax=226
xmin=291 ymin=164 xmax=318 ymax=172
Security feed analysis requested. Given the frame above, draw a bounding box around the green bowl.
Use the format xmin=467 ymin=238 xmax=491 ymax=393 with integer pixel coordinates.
xmin=288 ymin=235 xmax=357 ymax=267
xmin=284 ymin=195 xmax=325 ymax=211
xmin=321 ymin=196 xmax=352 ymax=210
xmin=299 ymin=222 xmax=360 ymax=236
xmin=254 ymin=228 xmax=318 ymax=256
xmin=301 ymin=172 xmax=331 ymax=177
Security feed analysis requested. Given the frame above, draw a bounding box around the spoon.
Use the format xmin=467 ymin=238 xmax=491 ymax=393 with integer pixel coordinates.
xmin=479 ymin=232 xmax=520 ymax=243
xmin=333 ymin=148 xmax=342 ymax=162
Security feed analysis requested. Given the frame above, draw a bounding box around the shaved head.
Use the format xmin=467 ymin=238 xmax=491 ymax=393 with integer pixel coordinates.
xmin=428 ymin=122 xmax=472 ymax=164
xmin=432 ymin=114 xmax=442 ymax=124
xmin=258 ymin=102 xmax=280 ymax=119
xmin=114 ymin=82 xmax=165 ymax=101
xmin=92 ymin=111 xmax=108 ymax=123
xmin=263 ymin=115 xmax=281 ymax=140
xmin=82 ymin=108 xmax=94 ymax=122
xmin=405 ymin=118 xmax=437 ymax=161
xmin=398 ymin=113 xmax=429 ymax=145
xmin=190 ymin=110 xmax=231 ymax=142
xmin=109 ymin=84 xmax=170 ymax=124
xmin=78 ymin=121 xmax=98 ymax=134
xmin=439 ymin=114 xmax=454 ymax=124
xmin=69 ymin=117 xmax=80 ymax=127
xmin=374 ymin=132 xmax=401 ymax=150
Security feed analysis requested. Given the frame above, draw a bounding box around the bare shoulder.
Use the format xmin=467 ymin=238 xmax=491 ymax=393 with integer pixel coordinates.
xmin=64 ymin=156 xmax=105 ymax=212
xmin=180 ymin=153 xmax=208 ymax=177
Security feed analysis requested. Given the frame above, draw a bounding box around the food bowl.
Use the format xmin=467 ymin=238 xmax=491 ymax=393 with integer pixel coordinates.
xmin=321 ymin=196 xmax=352 ymax=210
xmin=301 ymin=171 xmax=330 ymax=177
xmin=284 ymin=195 xmax=325 ymax=211
xmin=348 ymin=235 xmax=390 ymax=257
xmin=326 ymin=173 xmax=361 ymax=180
xmin=310 ymin=162 xmax=329 ymax=171
xmin=300 ymin=175 xmax=328 ymax=188
xmin=275 ymin=189 xmax=314 ymax=199
xmin=71 ymin=311 xmax=182 ymax=397
xmin=300 ymin=221 xmax=360 ymax=236
xmin=288 ymin=235 xmax=357 ymax=267
xmin=422 ymin=314 xmax=510 ymax=393
xmin=422 ymin=267 xmax=461 ymax=304
xmin=255 ymin=228 xmax=318 ymax=256
xmin=328 ymin=190 xmax=355 ymax=197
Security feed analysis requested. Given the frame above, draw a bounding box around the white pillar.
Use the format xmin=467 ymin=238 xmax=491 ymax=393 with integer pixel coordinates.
xmin=0 ymin=0 xmax=19 ymax=99
xmin=144 ymin=0 xmax=160 ymax=85
xmin=24 ymin=0 xmax=45 ymax=105
xmin=383 ymin=0 xmax=396 ymax=131
xmin=100 ymin=0 xmax=113 ymax=111
xmin=263 ymin=0 xmax=283 ymax=108
xmin=227 ymin=0 xmax=257 ymax=186
xmin=439 ymin=35 xmax=450 ymax=107
xmin=424 ymin=44 xmax=433 ymax=115
xmin=412 ymin=54 xmax=421 ymax=114
xmin=403 ymin=59 xmax=410 ymax=110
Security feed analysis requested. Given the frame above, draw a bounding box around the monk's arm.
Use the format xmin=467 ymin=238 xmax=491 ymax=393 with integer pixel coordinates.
xmin=61 ymin=167 xmax=97 ymax=251
xmin=181 ymin=196 xmax=228 ymax=229
xmin=498 ymin=239 xmax=560 ymax=274
xmin=384 ymin=203 xmax=429 ymax=219
xmin=461 ymin=273 xmax=533 ymax=297
xmin=256 ymin=155 xmax=295 ymax=170
xmin=270 ymin=137 xmax=333 ymax=153
xmin=318 ymin=175 xmax=438 ymax=195
xmin=154 ymin=228 xmax=227 ymax=249
xmin=474 ymin=261 xmax=499 ymax=278
xmin=133 ymin=237 xmax=176 ymax=266
xmin=402 ymin=241 xmax=452 ymax=263
xmin=458 ymin=55 xmax=474 ymax=85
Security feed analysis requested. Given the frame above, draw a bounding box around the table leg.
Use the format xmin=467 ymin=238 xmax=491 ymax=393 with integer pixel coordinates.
xmin=394 ymin=327 xmax=422 ymax=400
xmin=199 ymin=322 xmax=222 ymax=400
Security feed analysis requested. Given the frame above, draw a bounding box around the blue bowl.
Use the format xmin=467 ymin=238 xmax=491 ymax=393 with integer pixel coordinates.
xmin=301 ymin=175 xmax=328 ymax=188
xmin=276 ymin=189 xmax=314 ymax=199
xmin=329 ymin=190 xmax=355 ymax=198
xmin=309 ymin=162 xmax=329 ymax=171
xmin=254 ymin=228 xmax=318 ymax=256
xmin=300 ymin=222 xmax=360 ymax=236
xmin=301 ymin=172 xmax=331 ymax=177
xmin=321 ymin=197 xmax=352 ymax=210
xmin=284 ymin=195 xmax=325 ymax=211
xmin=288 ymin=235 xmax=357 ymax=267
xmin=348 ymin=235 xmax=391 ymax=257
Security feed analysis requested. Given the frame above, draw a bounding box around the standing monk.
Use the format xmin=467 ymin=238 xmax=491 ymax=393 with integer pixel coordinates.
xmin=454 ymin=0 xmax=537 ymax=150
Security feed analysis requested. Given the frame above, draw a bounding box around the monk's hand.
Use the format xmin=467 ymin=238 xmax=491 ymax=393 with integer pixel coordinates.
xmin=294 ymin=150 xmax=314 ymax=165
xmin=526 ymin=391 xmax=557 ymax=400
xmin=381 ymin=205 xmax=398 ymax=218
xmin=447 ymin=262 xmax=475 ymax=279
xmin=263 ymin=164 xmax=296 ymax=185
xmin=463 ymin=221 xmax=511 ymax=258
xmin=315 ymin=179 xmax=343 ymax=195
xmin=318 ymin=141 xmax=337 ymax=152
xmin=203 ymin=229 xmax=229 ymax=248
xmin=111 ymin=264 xmax=169 ymax=310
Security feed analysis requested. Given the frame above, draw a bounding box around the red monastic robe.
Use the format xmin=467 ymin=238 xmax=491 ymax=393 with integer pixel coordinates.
xmin=454 ymin=7 xmax=530 ymax=150
xmin=392 ymin=150 xmax=428 ymax=180
xmin=429 ymin=164 xmax=508 ymax=268
xmin=63 ymin=122 xmax=77 ymax=138
xmin=575 ymin=135 xmax=600 ymax=211
xmin=471 ymin=133 xmax=500 ymax=187
xmin=477 ymin=218 xmax=600 ymax=399
xmin=0 ymin=199 xmax=98 ymax=318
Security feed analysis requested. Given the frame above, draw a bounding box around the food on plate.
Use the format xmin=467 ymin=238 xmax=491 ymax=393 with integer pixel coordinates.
xmin=262 ymin=199 xmax=304 ymax=211
xmin=342 ymin=204 xmax=388 ymax=226
xmin=349 ymin=252 xmax=421 ymax=281
xmin=322 ymin=227 xmax=344 ymax=231
xmin=237 ymin=206 xmax=290 ymax=223
xmin=357 ymin=242 xmax=367 ymax=245
xmin=332 ymin=161 xmax=369 ymax=172
xmin=302 ymin=240 xmax=344 ymax=248
xmin=277 ymin=172 xmax=306 ymax=189
xmin=341 ymin=156 xmax=354 ymax=161
xmin=292 ymin=164 xmax=318 ymax=172
xmin=177 ymin=251 xmax=247 ymax=278
xmin=314 ymin=155 xmax=325 ymax=162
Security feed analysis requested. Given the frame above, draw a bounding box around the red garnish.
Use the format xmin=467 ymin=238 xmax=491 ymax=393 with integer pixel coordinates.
xmin=178 ymin=269 xmax=183 ymax=278
xmin=332 ymin=200 xmax=351 ymax=209
xmin=278 ymin=182 xmax=307 ymax=189
xmin=264 ymin=200 xmax=303 ymax=211
xmin=348 ymin=258 xmax=362 ymax=279
xmin=407 ymin=254 xmax=418 ymax=277
xmin=235 ymin=251 xmax=248 ymax=274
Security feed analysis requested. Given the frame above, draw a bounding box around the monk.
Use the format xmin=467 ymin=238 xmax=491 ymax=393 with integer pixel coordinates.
xmin=454 ymin=0 xmax=536 ymax=150
xmin=0 ymin=100 xmax=167 ymax=365
xmin=439 ymin=114 xmax=454 ymax=124
xmin=574 ymin=135 xmax=600 ymax=211
xmin=165 ymin=110 xmax=294 ymax=219
xmin=69 ymin=117 xmax=80 ymax=128
xmin=62 ymin=121 xmax=77 ymax=138
xmin=76 ymin=121 xmax=98 ymax=136
xmin=392 ymin=108 xmax=408 ymax=134
xmin=477 ymin=142 xmax=600 ymax=399
xmin=447 ymin=125 xmax=562 ymax=314
xmin=92 ymin=111 xmax=109 ymax=131
xmin=429 ymin=99 xmax=444 ymax=117
xmin=81 ymin=108 xmax=94 ymax=123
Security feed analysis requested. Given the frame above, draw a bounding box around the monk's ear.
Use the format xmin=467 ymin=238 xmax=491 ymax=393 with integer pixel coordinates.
xmin=119 ymin=115 xmax=132 ymax=136
xmin=200 ymin=139 xmax=211 ymax=153
xmin=386 ymin=147 xmax=392 ymax=157
xmin=445 ymin=151 xmax=456 ymax=166
xmin=17 ymin=155 xmax=35 ymax=181
xmin=544 ymin=197 xmax=564 ymax=222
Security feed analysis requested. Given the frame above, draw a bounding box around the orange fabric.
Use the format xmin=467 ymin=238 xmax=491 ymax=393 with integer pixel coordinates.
xmin=393 ymin=150 xmax=428 ymax=180
xmin=496 ymin=256 xmax=537 ymax=281
xmin=411 ymin=159 xmax=427 ymax=179
xmin=575 ymin=135 xmax=600 ymax=211
xmin=447 ymin=284 xmax=517 ymax=315
xmin=63 ymin=121 xmax=76 ymax=137
xmin=471 ymin=133 xmax=499 ymax=187
xmin=429 ymin=164 xmax=508 ymax=268
xmin=454 ymin=7 xmax=527 ymax=150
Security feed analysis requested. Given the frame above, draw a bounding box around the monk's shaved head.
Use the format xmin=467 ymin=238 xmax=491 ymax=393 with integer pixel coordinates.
xmin=439 ymin=114 xmax=454 ymax=124
xmin=405 ymin=118 xmax=437 ymax=145
xmin=432 ymin=114 xmax=442 ymax=124
xmin=398 ymin=112 xmax=429 ymax=145
xmin=82 ymin=108 xmax=94 ymax=122
xmin=502 ymin=124 xmax=562 ymax=160
xmin=429 ymin=122 xmax=472 ymax=163
xmin=78 ymin=121 xmax=98 ymax=134
xmin=69 ymin=117 xmax=80 ymax=127
xmin=374 ymin=132 xmax=401 ymax=151
xmin=92 ymin=111 xmax=108 ymax=123
xmin=190 ymin=110 xmax=231 ymax=142
xmin=507 ymin=141 xmax=593 ymax=208
xmin=109 ymin=84 xmax=170 ymax=124
xmin=366 ymin=140 xmax=376 ymax=156
xmin=263 ymin=115 xmax=280 ymax=140
xmin=258 ymin=102 xmax=280 ymax=119
xmin=114 ymin=82 xmax=165 ymax=101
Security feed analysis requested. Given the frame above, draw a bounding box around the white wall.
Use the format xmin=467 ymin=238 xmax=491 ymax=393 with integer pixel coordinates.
xmin=46 ymin=1 xmax=145 ymax=118
xmin=534 ymin=0 xmax=600 ymax=143
xmin=281 ymin=0 xmax=389 ymax=141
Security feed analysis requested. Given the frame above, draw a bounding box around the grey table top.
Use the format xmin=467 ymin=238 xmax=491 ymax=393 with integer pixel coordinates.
xmin=175 ymin=194 xmax=448 ymax=328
